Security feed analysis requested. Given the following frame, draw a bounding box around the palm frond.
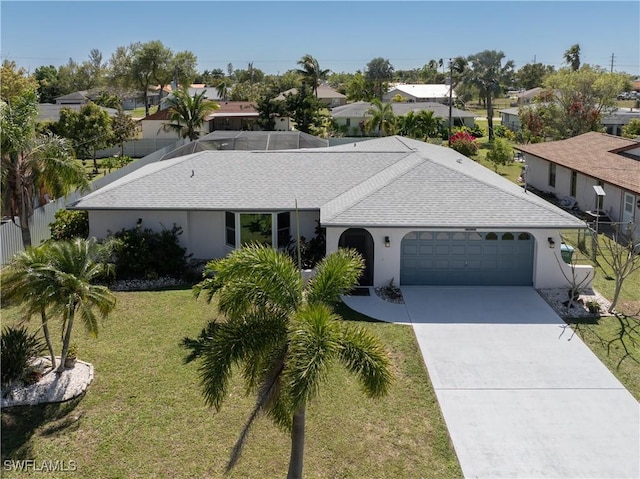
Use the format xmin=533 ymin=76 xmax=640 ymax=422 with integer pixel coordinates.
xmin=307 ymin=248 xmax=363 ymax=306
xmin=336 ymin=324 xmax=393 ymax=398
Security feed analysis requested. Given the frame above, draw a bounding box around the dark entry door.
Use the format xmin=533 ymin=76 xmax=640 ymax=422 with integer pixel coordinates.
xmin=339 ymin=228 xmax=374 ymax=286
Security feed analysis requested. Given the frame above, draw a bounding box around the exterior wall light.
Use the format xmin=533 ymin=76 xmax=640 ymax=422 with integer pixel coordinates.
xmin=136 ymin=218 xmax=143 ymax=229
xmin=547 ymin=237 xmax=555 ymax=248
xmin=384 ymin=236 xmax=391 ymax=247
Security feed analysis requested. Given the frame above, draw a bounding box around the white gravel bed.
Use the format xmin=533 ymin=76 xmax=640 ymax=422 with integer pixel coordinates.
xmin=1 ymin=358 xmax=94 ymax=408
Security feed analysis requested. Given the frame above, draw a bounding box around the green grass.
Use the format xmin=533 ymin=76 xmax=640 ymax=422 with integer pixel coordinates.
xmin=1 ymin=290 xmax=462 ymax=478
xmin=559 ymin=229 xmax=640 ymax=399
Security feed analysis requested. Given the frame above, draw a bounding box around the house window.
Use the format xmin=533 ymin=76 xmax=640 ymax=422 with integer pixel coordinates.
xmin=225 ymin=212 xmax=236 ymax=247
xmin=570 ymin=171 xmax=577 ymax=197
xmin=277 ymin=212 xmax=290 ymax=248
xmin=548 ymin=163 xmax=556 ymax=188
xmin=485 ymin=232 xmax=498 ymax=240
xmin=240 ymin=213 xmax=273 ymax=246
xmin=502 ymin=233 xmax=514 ymax=240
xmin=346 ymin=118 xmax=351 ymax=127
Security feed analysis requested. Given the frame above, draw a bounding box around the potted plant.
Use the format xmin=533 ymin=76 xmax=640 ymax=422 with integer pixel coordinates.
xmin=65 ymin=343 xmax=79 ymax=368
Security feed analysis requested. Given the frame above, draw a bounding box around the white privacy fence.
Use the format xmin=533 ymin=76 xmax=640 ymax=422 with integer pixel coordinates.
xmin=1 ymin=138 xmax=188 ymax=265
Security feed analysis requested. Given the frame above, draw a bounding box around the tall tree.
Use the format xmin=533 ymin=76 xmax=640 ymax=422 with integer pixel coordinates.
xmin=57 ymin=102 xmax=114 ymax=172
xmin=172 ymin=51 xmax=198 ymax=87
xmin=563 ymin=44 xmax=581 ymax=72
xmin=520 ymin=65 xmax=629 ymax=140
xmin=111 ymin=108 xmax=139 ymax=156
xmin=163 ymin=87 xmax=219 ymax=140
xmin=465 ymin=50 xmax=515 ymax=141
xmin=514 ymin=62 xmax=555 ymax=90
xmin=365 ymin=57 xmax=394 ymax=100
xmin=256 ymin=90 xmax=284 ymax=131
xmin=1 ymin=79 xmax=88 ymax=247
xmin=183 ymin=244 xmax=392 ymax=478
xmin=296 ymin=54 xmax=330 ymax=97
xmin=345 ymin=71 xmax=373 ymax=102
xmin=365 ymin=99 xmax=395 ymax=136
xmin=34 ymin=65 xmax=62 ymax=103
xmin=1 ymin=60 xmax=38 ymax=103
xmin=284 ymin=83 xmax=323 ymax=134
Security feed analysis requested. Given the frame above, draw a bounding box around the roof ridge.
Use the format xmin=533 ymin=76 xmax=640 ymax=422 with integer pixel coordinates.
xmin=320 ymin=152 xmax=423 ymax=222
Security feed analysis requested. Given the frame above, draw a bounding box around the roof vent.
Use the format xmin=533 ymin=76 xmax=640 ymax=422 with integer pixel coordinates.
xmin=456 ymin=158 xmax=463 ymax=164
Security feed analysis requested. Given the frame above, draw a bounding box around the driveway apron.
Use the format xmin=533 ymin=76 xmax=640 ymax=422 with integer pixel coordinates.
xmin=403 ymin=286 xmax=639 ymax=479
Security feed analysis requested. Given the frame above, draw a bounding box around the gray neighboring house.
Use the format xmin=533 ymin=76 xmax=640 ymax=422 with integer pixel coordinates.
xmin=331 ymin=101 xmax=475 ymax=136
xmin=500 ymin=106 xmax=640 ymax=136
xmin=70 ymin=136 xmax=591 ymax=289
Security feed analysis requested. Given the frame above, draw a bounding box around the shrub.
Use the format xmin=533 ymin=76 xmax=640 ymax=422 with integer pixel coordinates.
xmin=467 ymin=123 xmax=485 ymax=138
xmin=286 ymin=221 xmax=326 ymax=269
xmin=449 ymin=130 xmax=479 ymax=157
xmin=49 ymin=209 xmax=89 ymax=240
xmin=108 ymin=224 xmax=190 ymax=280
xmin=1 ymin=326 xmax=45 ymax=386
xmin=494 ymin=124 xmax=516 ymax=140
xmin=486 ymin=138 xmax=514 ymax=172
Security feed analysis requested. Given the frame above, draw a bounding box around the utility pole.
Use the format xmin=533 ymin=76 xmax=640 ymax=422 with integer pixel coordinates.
xmin=610 ymin=53 xmax=615 ymax=73
xmin=448 ymin=58 xmax=453 ymax=142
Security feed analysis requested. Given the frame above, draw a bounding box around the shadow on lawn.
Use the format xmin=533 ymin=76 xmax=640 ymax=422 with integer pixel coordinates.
xmin=1 ymin=396 xmax=83 ymax=461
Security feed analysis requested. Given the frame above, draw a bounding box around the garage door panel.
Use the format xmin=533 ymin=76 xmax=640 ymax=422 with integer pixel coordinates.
xmin=401 ymin=231 xmax=534 ymax=286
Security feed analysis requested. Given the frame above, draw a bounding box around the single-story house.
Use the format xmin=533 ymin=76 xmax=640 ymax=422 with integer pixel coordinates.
xmin=516 ymin=132 xmax=640 ymax=241
xmin=37 ymin=103 xmax=119 ymax=123
xmin=70 ymin=136 xmax=591 ymax=289
xmin=331 ymin=101 xmax=475 ymax=136
xmin=276 ymin=85 xmax=347 ymax=108
xmin=382 ymin=84 xmax=454 ymax=103
xmin=500 ymin=106 xmax=640 ymax=137
xmin=141 ymin=101 xmax=262 ymax=139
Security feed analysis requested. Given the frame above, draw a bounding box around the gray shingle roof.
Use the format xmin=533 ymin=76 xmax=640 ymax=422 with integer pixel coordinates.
xmin=72 ymin=136 xmax=585 ymax=229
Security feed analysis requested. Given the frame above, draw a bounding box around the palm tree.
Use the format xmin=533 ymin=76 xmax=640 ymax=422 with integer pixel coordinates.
xmin=44 ymin=238 xmax=116 ymax=373
xmin=215 ymin=80 xmax=229 ymax=102
xmin=1 ymin=91 xmax=89 ymax=247
xmin=415 ymin=110 xmax=442 ymax=140
xmin=365 ymin=99 xmax=395 ymax=136
xmin=184 ymin=244 xmax=393 ymax=478
xmin=296 ymin=54 xmax=330 ymax=98
xmin=563 ymin=44 xmax=581 ymax=71
xmin=1 ymin=244 xmax=59 ymax=369
xmin=162 ymin=87 xmax=219 ymax=141
xmin=465 ymin=50 xmax=515 ymax=141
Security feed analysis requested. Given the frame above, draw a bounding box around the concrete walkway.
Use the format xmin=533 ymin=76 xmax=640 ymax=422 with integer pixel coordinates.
xmin=342 ymin=286 xmax=640 ymax=478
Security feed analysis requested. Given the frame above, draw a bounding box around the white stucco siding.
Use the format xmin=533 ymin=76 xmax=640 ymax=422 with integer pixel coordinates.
xmin=88 ymin=210 xmax=190 ymax=247
xmin=142 ymin=120 xmax=181 ymax=140
xmin=327 ymin=226 xmax=592 ymax=290
xmin=187 ymin=211 xmax=226 ymax=259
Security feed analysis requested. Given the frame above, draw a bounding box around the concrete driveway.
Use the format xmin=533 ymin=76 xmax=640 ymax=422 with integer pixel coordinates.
xmin=403 ymin=286 xmax=639 ymax=479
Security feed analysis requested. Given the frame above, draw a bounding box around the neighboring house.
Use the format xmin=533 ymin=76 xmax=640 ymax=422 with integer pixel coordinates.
xmin=382 ymin=84 xmax=454 ymax=103
xmin=70 ymin=136 xmax=591 ymax=289
xmin=54 ymin=91 xmax=91 ymax=105
xmin=331 ymin=101 xmax=475 ymax=136
xmin=515 ymin=87 xmax=544 ymax=106
xmin=37 ymin=103 xmax=119 ymax=123
xmin=140 ymin=101 xmax=261 ymax=139
xmin=159 ymin=130 xmax=328 ymax=160
xmin=499 ymin=106 xmax=640 ymax=136
xmin=276 ymin=85 xmax=347 ymax=108
xmin=516 ymin=132 xmax=640 ymax=241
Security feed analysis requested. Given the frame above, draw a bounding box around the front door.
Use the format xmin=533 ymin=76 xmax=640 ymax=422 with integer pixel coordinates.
xmin=338 ymin=228 xmax=374 ymax=286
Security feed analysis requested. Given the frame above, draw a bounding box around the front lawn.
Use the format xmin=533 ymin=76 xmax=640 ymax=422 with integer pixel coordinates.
xmin=1 ymin=290 xmax=462 ymax=478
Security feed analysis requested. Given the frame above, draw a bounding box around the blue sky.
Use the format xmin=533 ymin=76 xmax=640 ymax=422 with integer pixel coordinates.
xmin=2 ymin=1 xmax=639 ymax=76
